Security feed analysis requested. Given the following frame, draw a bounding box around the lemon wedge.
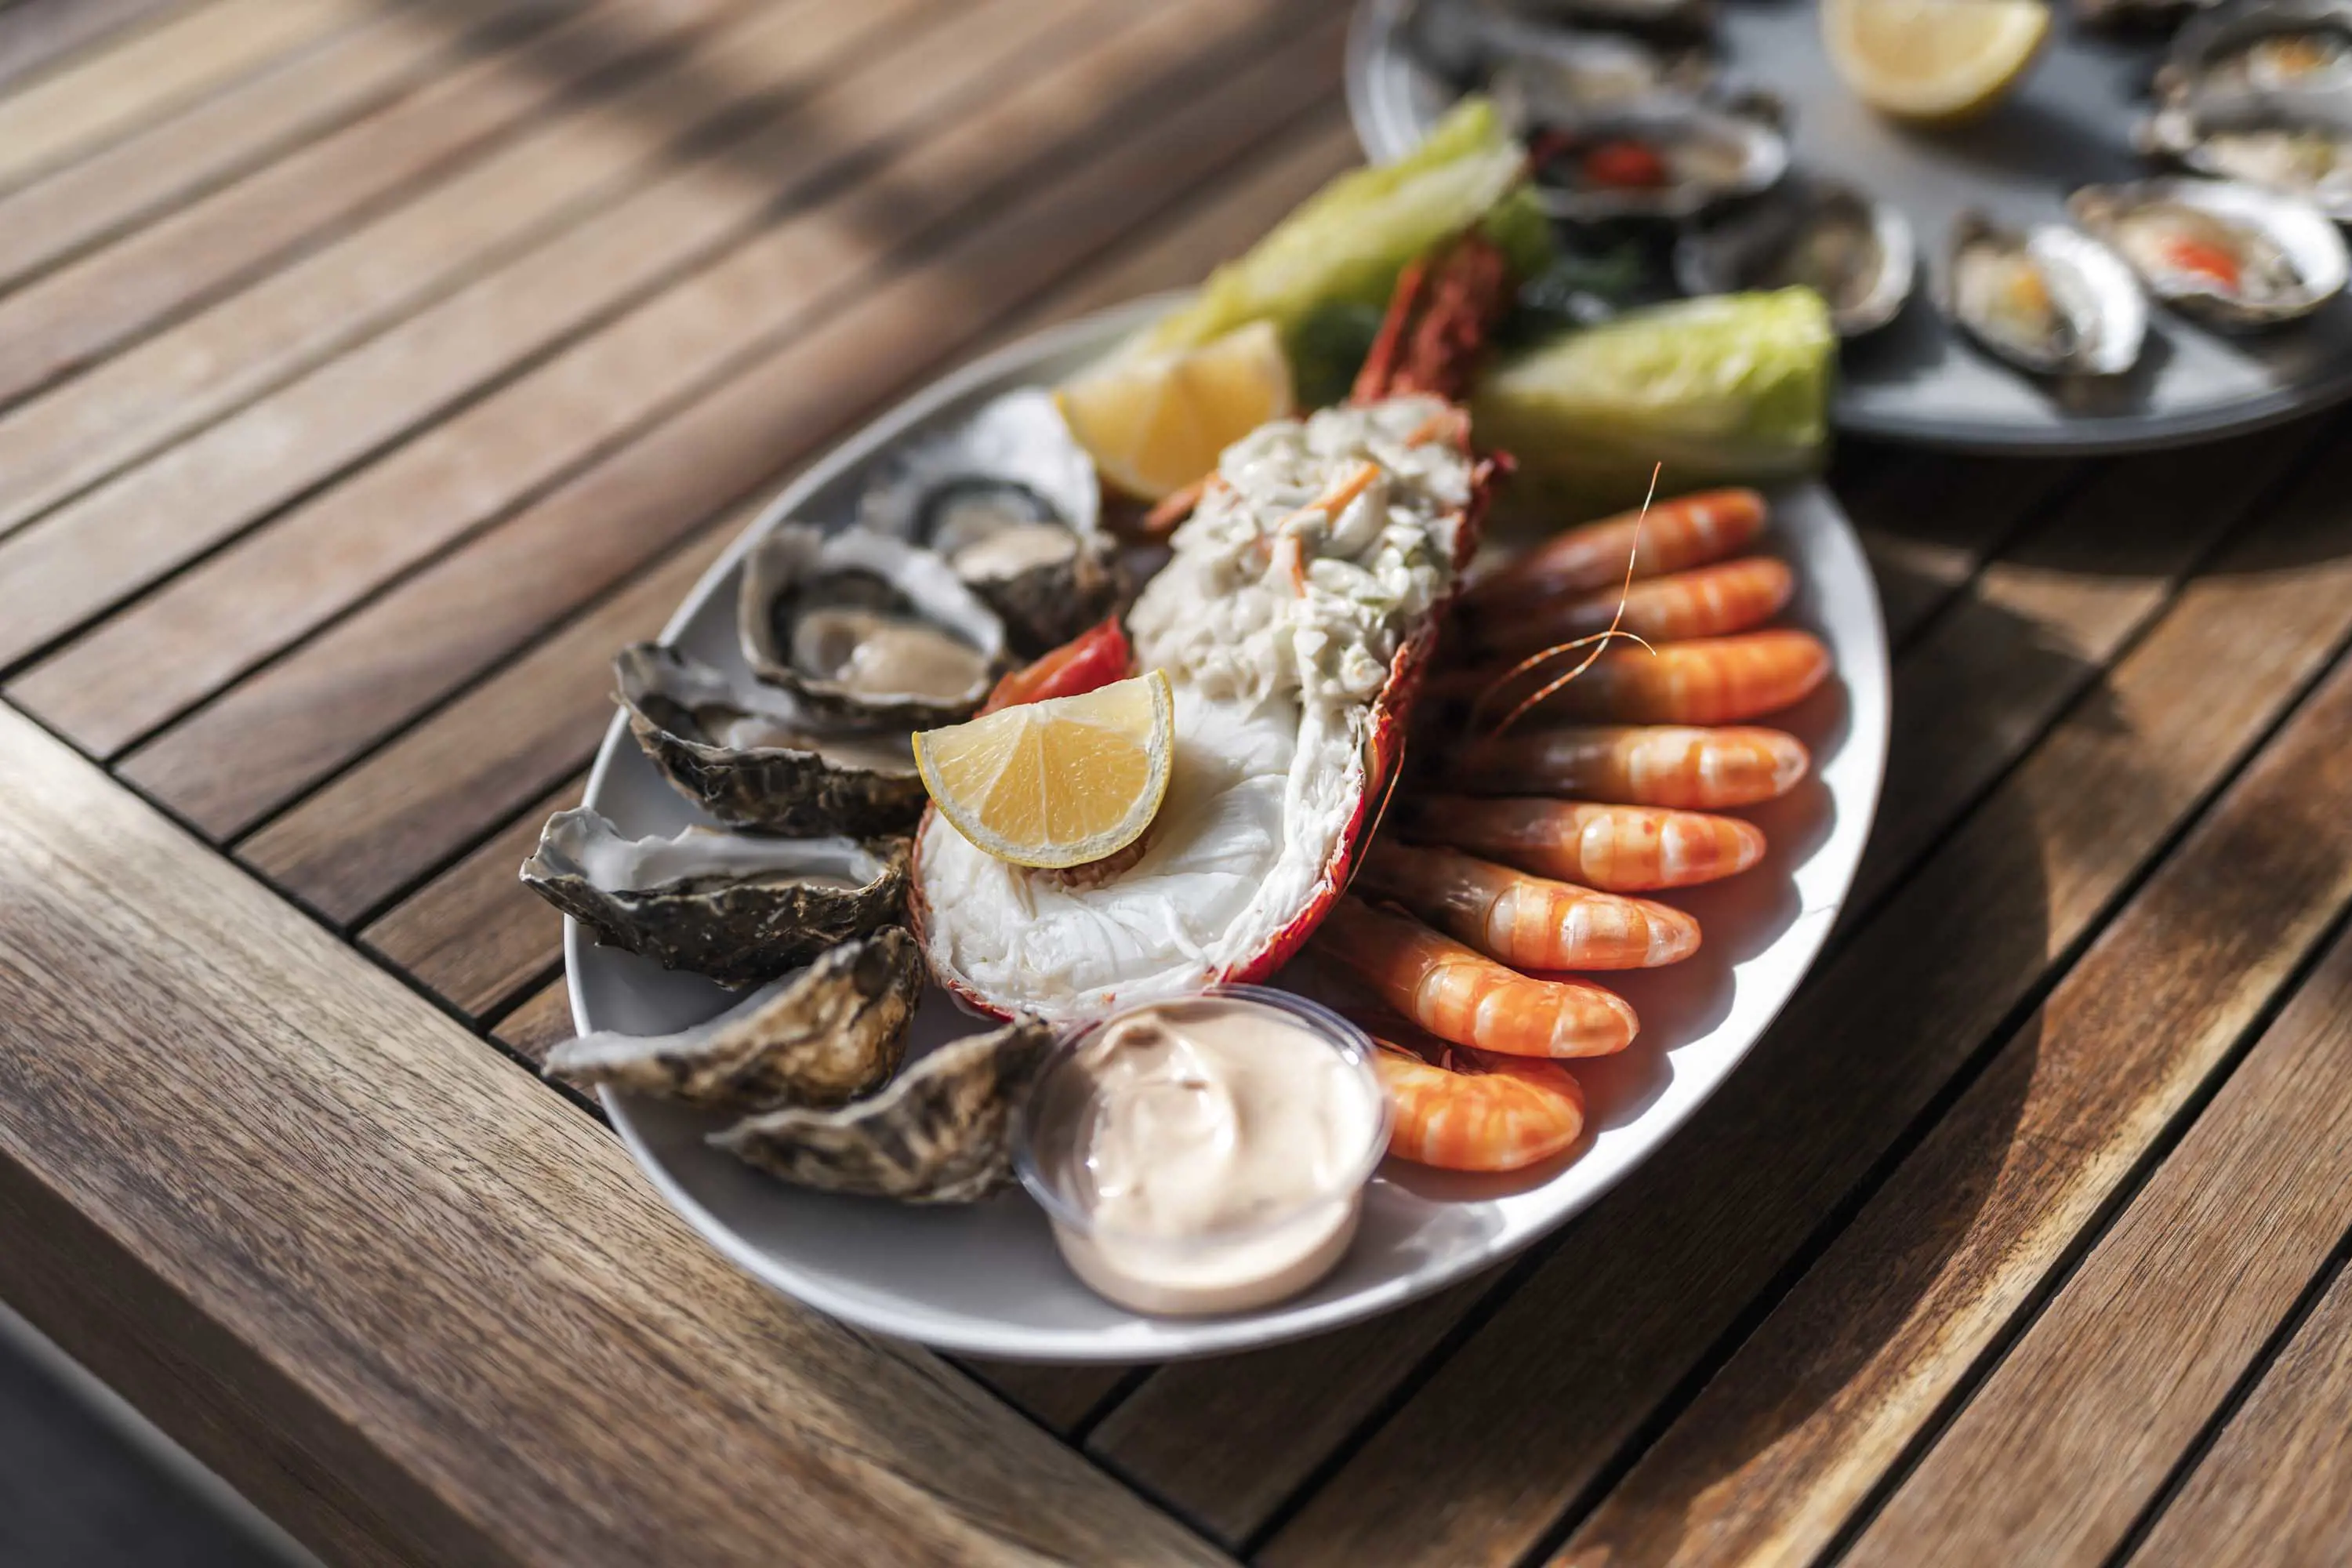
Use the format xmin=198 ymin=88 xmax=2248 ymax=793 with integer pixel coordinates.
xmin=913 ymin=670 xmax=1174 ymax=869
xmin=1823 ymin=0 xmax=2050 ymax=124
xmin=1056 ymin=321 xmax=1293 ymax=501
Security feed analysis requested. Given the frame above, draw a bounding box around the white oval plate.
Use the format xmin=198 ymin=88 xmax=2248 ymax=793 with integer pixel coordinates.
xmin=568 ymin=299 xmax=1890 ymax=1361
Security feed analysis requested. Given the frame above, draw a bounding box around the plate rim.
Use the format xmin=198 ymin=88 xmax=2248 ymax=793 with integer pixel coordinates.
xmin=568 ymin=297 xmax=1893 ymax=1360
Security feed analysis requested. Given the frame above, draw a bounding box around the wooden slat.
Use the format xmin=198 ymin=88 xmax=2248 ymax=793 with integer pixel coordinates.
xmin=239 ymin=530 xmax=736 ymax=927
xmin=1559 ymin=619 xmax=2352 ymax=1568
xmin=360 ymin=775 xmax=586 ymax=1022
xmin=121 ymin=5 xmax=1345 ymax=851
xmin=0 ymin=0 xmax=184 ymax=94
xmin=0 ymin=2 xmax=554 ymax=295
xmin=492 ymin=975 xmax=578 ymax=1069
xmin=963 ymin=1363 xmax=1134 ymax=1438
xmin=1243 ymin=438 xmax=2352 ymax=1567
xmin=0 ymin=0 xmax=754 ymax=517
xmin=2133 ymin=1259 xmax=2352 ymax=1568
xmin=1847 ymin=866 xmax=2352 ymax=1566
xmin=1835 ymin=448 xmax=2080 ymax=644
xmin=27 ymin=0 xmax=1297 ymax=765
xmin=0 ymin=702 xmax=1224 ymax=1567
xmin=0 ymin=0 xmax=366 ymax=195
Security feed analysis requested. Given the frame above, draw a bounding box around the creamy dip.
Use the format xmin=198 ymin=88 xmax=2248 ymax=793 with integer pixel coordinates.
xmin=1028 ymin=996 xmax=1384 ymax=1316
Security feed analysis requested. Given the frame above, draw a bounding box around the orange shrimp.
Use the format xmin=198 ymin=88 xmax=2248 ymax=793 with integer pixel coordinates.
xmin=1457 ymin=724 xmax=1810 ymax=809
xmin=1371 ymin=1035 xmax=1587 ymax=1172
xmin=1312 ymin=895 xmax=1638 ymax=1058
xmin=1461 ymin=488 xmax=1768 ymax=615
xmin=1354 ymin=840 xmax=1700 ymax=970
xmin=1473 ymin=629 xmax=1830 ymax=727
xmin=1403 ymin=796 xmax=1768 ymax=891
xmin=1470 ymin=557 xmax=1794 ymax=659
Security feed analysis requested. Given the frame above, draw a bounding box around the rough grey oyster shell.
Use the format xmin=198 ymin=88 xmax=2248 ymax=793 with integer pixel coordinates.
xmin=1505 ymin=92 xmax=1788 ymax=223
xmin=616 ymin=643 xmax=925 ymax=837
xmin=521 ymin=807 xmax=908 ymax=987
xmin=1675 ymin=176 xmax=1916 ymax=336
xmin=738 ymin=523 xmax=1007 ymax=728
xmin=1945 ymin=211 xmax=2147 ymax=377
xmin=545 ymin=928 xmax=922 ymax=1110
xmin=858 ymin=389 xmax=1124 ymax=656
xmin=2140 ymin=85 xmax=2352 ymax=220
xmin=2070 ymin=177 xmax=2349 ymax=328
xmin=2157 ymin=1 xmax=2352 ymax=100
xmin=710 ymin=1015 xmax=1056 ymax=1203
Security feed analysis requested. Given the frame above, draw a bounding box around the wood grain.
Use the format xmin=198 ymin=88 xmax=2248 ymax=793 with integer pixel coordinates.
xmin=25 ymin=0 xmax=1292 ymax=762
xmin=1835 ymin=449 xmax=2081 ymax=645
xmin=360 ymin=774 xmax=586 ymax=1022
xmin=0 ymin=0 xmax=184 ymax=94
xmin=964 ymin=1363 xmax=1136 ymax=1439
xmin=123 ymin=5 xmax=1344 ymax=851
xmin=0 ymin=0 xmax=365 ymax=195
xmin=0 ymin=2 xmax=554 ymax=295
xmin=1848 ymin=854 xmax=2352 ymax=1566
xmin=492 ymin=975 xmax=579 ymax=1069
xmin=1248 ymin=437 xmax=2352 ymax=1568
xmin=1557 ymin=611 xmax=2352 ymax=1568
xmin=2132 ymin=1259 xmax=2352 ymax=1568
xmin=0 ymin=701 xmax=1225 ymax=1567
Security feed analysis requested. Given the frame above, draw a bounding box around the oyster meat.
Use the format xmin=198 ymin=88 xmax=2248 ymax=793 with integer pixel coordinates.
xmin=1675 ymin=177 xmax=1916 ymax=336
xmin=1410 ymin=2 xmax=1714 ymax=108
xmin=2142 ymin=88 xmax=2352 ymax=220
xmin=1512 ymin=96 xmax=1788 ymax=222
xmin=616 ymin=643 xmax=924 ymax=837
xmin=545 ymin=927 xmax=922 ymax=1110
xmin=1946 ymin=211 xmax=2147 ymax=377
xmin=711 ymin=1015 xmax=1056 ymax=1203
xmin=521 ymin=806 xmax=908 ymax=987
xmin=739 ymin=523 xmax=1006 ymax=728
xmin=2158 ymin=1 xmax=2352 ymax=99
xmin=2070 ymin=177 xmax=2349 ymax=327
xmin=858 ymin=388 xmax=1125 ymax=656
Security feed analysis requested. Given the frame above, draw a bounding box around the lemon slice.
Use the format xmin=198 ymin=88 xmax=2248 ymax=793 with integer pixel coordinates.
xmin=1056 ymin=321 xmax=1293 ymax=501
xmin=1823 ymin=0 xmax=2050 ymax=124
xmin=913 ymin=670 xmax=1174 ymax=869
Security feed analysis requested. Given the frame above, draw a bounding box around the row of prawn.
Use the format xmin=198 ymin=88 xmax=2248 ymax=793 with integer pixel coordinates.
xmin=1301 ymin=487 xmax=1826 ymax=1175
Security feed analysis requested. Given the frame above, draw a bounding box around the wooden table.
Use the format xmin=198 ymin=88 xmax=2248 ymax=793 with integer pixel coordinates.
xmin=2 ymin=1 xmax=2349 ymax=1562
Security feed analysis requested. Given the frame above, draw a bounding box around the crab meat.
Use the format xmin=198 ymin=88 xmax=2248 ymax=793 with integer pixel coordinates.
xmin=913 ymin=394 xmax=1477 ymax=1020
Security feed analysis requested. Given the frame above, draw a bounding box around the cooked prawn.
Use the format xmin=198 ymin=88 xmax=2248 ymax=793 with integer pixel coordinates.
xmin=1456 ymin=724 xmax=1810 ymax=809
xmin=1403 ymin=796 xmax=1768 ymax=891
xmin=1469 ymin=629 xmax=1831 ymax=727
xmin=1460 ymin=488 xmax=1768 ymax=615
xmin=1312 ymin=895 xmax=1638 ymax=1058
xmin=1469 ymin=557 xmax=1793 ymax=659
xmin=1370 ymin=1030 xmax=1587 ymax=1172
xmin=1354 ymin=840 xmax=1700 ymax=970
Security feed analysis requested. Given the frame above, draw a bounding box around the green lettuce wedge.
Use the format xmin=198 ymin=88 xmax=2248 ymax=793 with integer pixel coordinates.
xmin=1470 ymin=289 xmax=1835 ymax=520
xmin=1129 ymin=96 xmax=1550 ymax=365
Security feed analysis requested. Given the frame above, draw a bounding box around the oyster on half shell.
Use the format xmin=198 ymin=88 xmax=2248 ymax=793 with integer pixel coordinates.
xmin=616 ymin=643 xmax=925 ymax=837
xmin=545 ymin=927 xmax=922 ymax=1110
xmin=858 ymin=388 xmax=1126 ymax=656
xmin=2158 ymin=1 xmax=2352 ymax=100
xmin=521 ymin=807 xmax=907 ymax=987
xmin=739 ymin=524 xmax=1007 ymax=728
xmin=1510 ymin=93 xmax=1788 ymax=223
xmin=711 ymin=1015 xmax=1056 ymax=1203
xmin=2141 ymin=87 xmax=2352 ymax=220
xmin=1946 ymin=211 xmax=2147 ymax=377
xmin=1675 ymin=177 xmax=1916 ymax=336
xmin=2070 ymin=177 xmax=2350 ymax=327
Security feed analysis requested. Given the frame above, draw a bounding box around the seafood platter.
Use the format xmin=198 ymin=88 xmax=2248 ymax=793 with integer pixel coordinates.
xmin=1352 ymin=0 xmax=2352 ymax=451
xmin=539 ymin=119 xmax=1888 ymax=1358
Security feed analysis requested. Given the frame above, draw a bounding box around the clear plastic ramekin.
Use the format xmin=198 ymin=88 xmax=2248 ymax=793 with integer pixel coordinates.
xmin=1013 ymin=985 xmax=1391 ymax=1316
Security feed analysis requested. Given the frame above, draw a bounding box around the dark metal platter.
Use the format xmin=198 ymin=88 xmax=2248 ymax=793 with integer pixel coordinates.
xmin=1351 ymin=0 xmax=2352 ymax=452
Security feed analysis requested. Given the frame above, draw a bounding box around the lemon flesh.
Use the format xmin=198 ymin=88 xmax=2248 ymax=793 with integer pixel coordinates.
xmin=1056 ymin=321 xmax=1293 ymax=501
xmin=913 ymin=670 xmax=1174 ymax=869
xmin=1823 ymin=0 xmax=2050 ymax=125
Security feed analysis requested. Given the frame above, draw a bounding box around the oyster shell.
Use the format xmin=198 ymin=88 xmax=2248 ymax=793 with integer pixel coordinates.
xmin=1507 ymin=0 xmax=1717 ymax=37
xmin=1509 ymin=95 xmax=1788 ymax=222
xmin=858 ymin=389 xmax=1125 ymax=656
xmin=521 ymin=807 xmax=908 ymax=987
xmin=1675 ymin=177 xmax=1916 ymax=336
xmin=739 ymin=523 xmax=1006 ymax=728
xmin=616 ymin=643 xmax=924 ymax=837
xmin=2158 ymin=1 xmax=2352 ymax=100
xmin=711 ymin=1015 xmax=1056 ymax=1203
xmin=2141 ymin=87 xmax=2352 ymax=220
xmin=1410 ymin=1 xmax=1715 ymax=108
xmin=2070 ymin=177 xmax=2349 ymax=327
xmin=545 ymin=927 xmax=922 ymax=1110
xmin=1945 ymin=211 xmax=2147 ymax=377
